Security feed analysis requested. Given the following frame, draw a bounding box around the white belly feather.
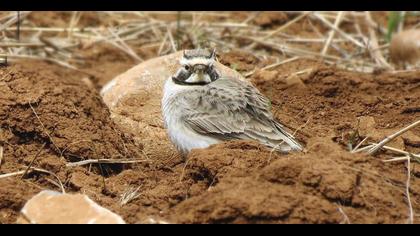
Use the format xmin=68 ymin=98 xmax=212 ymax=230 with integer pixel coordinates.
xmin=162 ymin=79 xmax=219 ymax=153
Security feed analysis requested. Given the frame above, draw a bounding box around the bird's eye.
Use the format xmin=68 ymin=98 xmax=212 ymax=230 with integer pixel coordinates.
xmin=184 ymin=65 xmax=190 ymax=70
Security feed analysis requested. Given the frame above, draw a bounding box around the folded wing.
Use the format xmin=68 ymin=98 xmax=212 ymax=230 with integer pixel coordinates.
xmin=176 ymin=77 xmax=303 ymax=152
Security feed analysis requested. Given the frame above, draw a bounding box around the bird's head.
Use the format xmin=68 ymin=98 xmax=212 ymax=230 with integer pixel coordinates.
xmin=172 ymin=49 xmax=220 ymax=85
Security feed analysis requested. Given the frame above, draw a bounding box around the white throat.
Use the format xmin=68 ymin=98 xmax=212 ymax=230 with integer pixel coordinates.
xmin=185 ymin=72 xmax=212 ymax=84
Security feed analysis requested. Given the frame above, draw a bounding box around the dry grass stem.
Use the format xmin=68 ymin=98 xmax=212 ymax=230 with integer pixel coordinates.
xmin=406 ymin=155 xmax=413 ymax=224
xmin=0 ymin=42 xmax=44 ymax=48
xmin=337 ymin=206 xmax=351 ymax=224
xmin=0 ymin=54 xmax=7 ymax=65
xmin=368 ymin=120 xmax=420 ymax=155
xmin=245 ymin=56 xmax=300 ymax=77
xmin=247 ymin=11 xmax=311 ymax=50
xmin=313 ymin=12 xmax=365 ymax=48
xmin=0 ymin=145 xmax=4 ymax=170
xmin=262 ymin=12 xmax=311 ymax=39
xmin=0 ymin=170 xmax=26 ymax=179
xmin=66 ymin=158 xmax=149 ymax=167
xmin=157 ymin=32 xmax=169 ymax=56
xmin=351 ymin=136 xmax=369 ymax=153
xmin=352 ymin=144 xmax=375 ymax=153
xmin=166 ymin=26 xmax=177 ymax=52
xmin=28 ymin=103 xmax=61 ymax=153
xmin=0 ymin=167 xmax=65 ymax=193
xmin=377 ymin=145 xmax=420 ymax=159
xmin=107 ymin=28 xmax=143 ymax=62
xmin=0 ymin=11 xmax=31 ymax=32
xmin=5 ymin=26 xmax=100 ymax=33
xmin=22 ymin=143 xmax=47 ymax=179
xmin=364 ymin=12 xmax=393 ymax=69
xmin=179 ymin=156 xmax=195 ymax=182
xmin=322 ymin=11 xmax=345 ymax=56
xmin=383 ymin=156 xmax=409 ymax=163
xmin=247 ymin=37 xmax=376 ymax=68
xmin=119 ymin=186 xmax=141 ymax=206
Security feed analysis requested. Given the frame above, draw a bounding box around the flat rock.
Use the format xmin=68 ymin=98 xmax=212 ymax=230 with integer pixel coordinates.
xmin=17 ymin=190 xmax=125 ymax=224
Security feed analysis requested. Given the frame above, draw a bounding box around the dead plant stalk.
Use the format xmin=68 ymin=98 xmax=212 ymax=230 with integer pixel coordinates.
xmin=406 ymin=155 xmax=413 ymax=224
xmin=28 ymin=103 xmax=61 ymax=153
xmin=368 ymin=120 xmax=420 ymax=155
xmin=322 ymin=11 xmax=345 ymax=56
xmin=22 ymin=143 xmax=47 ymax=179
xmin=0 ymin=145 xmax=3 ymax=170
xmin=247 ymin=11 xmax=311 ymax=49
xmin=0 ymin=167 xmax=65 ymax=193
xmin=364 ymin=11 xmax=392 ymax=69
xmin=313 ymin=12 xmax=365 ymax=49
xmin=66 ymin=158 xmax=149 ymax=167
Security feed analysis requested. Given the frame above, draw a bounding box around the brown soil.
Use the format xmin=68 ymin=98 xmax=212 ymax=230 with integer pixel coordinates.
xmin=74 ymin=42 xmax=136 ymax=89
xmin=2 ymin=54 xmax=419 ymax=224
xmin=252 ymin=12 xmax=289 ymax=28
xmin=0 ymin=60 xmax=141 ymax=223
xmin=168 ymin=59 xmax=420 ymax=223
xmin=0 ymin=12 xmax=419 ymax=224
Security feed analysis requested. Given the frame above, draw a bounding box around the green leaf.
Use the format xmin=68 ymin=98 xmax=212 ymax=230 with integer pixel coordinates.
xmin=386 ymin=11 xmax=403 ymax=42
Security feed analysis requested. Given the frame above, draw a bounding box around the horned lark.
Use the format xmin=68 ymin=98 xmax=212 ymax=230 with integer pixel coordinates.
xmin=162 ymin=49 xmax=303 ymax=155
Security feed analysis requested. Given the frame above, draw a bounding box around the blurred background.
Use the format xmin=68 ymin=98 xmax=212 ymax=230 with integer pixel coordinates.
xmin=0 ymin=11 xmax=419 ymax=87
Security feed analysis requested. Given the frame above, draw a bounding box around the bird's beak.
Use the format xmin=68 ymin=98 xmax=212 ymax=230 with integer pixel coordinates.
xmin=194 ymin=64 xmax=206 ymax=74
xmin=185 ymin=65 xmax=211 ymax=84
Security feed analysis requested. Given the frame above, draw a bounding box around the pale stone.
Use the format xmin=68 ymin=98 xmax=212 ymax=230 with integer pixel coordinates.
xmin=390 ymin=30 xmax=420 ymax=67
xmin=18 ymin=190 xmax=125 ymax=224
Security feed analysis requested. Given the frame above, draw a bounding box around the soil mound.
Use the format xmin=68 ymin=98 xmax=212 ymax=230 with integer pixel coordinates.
xmin=0 ymin=61 xmax=141 ymax=223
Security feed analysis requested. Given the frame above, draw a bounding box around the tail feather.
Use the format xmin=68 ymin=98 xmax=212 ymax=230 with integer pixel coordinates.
xmin=272 ymin=122 xmax=303 ymax=152
xmin=242 ymin=126 xmax=303 ymax=153
xmin=264 ymin=136 xmax=303 ymax=153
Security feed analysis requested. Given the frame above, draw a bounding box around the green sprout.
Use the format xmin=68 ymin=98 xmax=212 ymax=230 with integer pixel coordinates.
xmin=386 ymin=11 xmax=405 ymax=42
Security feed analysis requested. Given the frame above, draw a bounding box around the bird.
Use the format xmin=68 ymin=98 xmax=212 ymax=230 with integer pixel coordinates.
xmin=162 ymin=48 xmax=303 ymax=155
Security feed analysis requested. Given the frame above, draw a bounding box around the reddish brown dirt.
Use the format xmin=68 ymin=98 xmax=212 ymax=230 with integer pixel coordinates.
xmin=0 ymin=61 xmax=142 ymax=223
xmin=166 ymin=57 xmax=420 ymax=223
xmin=1 ymin=54 xmax=419 ymax=224
xmin=252 ymin=12 xmax=289 ymax=28
xmin=218 ymin=50 xmax=263 ymax=73
xmin=73 ymin=42 xmax=136 ymax=89
xmin=170 ymin=140 xmax=414 ymax=224
xmin=0 ymin=12 xmax=419 ymax=224
xmin=0 ymin=60 xmax=140 ymax=162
